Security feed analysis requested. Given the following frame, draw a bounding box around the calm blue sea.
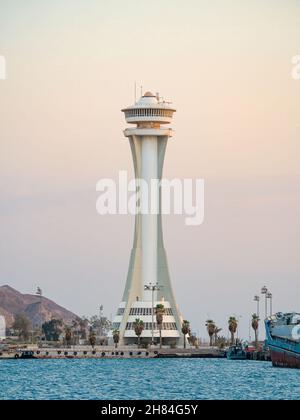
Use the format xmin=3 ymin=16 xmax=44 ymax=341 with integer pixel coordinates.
xmin=0 ymin=358 xmax=299 ymax=400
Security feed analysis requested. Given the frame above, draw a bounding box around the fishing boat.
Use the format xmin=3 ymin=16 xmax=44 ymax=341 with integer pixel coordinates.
xmin=265 ymin=312 xmax=300 ymax=369
xmin=20 ymin=350 xmax=36 ymax=359
xmin=226 ymin=344 xmax=247 ymax=360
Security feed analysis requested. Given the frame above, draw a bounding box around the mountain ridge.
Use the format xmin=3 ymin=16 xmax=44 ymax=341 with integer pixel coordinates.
xmin=0 ymin=285 xmax=79 ymax=327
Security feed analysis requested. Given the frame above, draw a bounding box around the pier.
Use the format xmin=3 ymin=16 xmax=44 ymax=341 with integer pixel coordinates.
xmin=0 ymin=346 xmax=227 ymax=360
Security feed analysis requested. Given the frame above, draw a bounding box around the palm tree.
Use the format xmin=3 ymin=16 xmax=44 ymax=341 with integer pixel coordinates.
xmin=228 ymin=316 xmax=238 ymax=345
xmin=189 ymin=334 xmax=198 ymax=347
xmin=215 ymin=336 xmax=227 ymax=349
xmin=112 ymin=330 xmax=120 ymax=349
xmin=252 ymin=314 xmax=260 ymax=350
xmin=206 ymin=320 xmax=216 ymax=347
xmin=12 ymin=314 xmax=31 ymax=342
xmin=133 ymin=319 xmax=145 ymax=348
xmin=89 ymin=329 xmax=96 ymax=349
xmin=65 ymin=327 xmax=72 ymax=347
xmin=79 ymin=318 xmax=89 ymax=340
xmin=181 ymin=320 xmax=190 ymax=349
xmin=71 ymin=318 xmax=81 ymax=344
xmin=214 ymin=327 xmax=222 ymax=346
xmin=155 ymin=304 xmax=165 ymax=349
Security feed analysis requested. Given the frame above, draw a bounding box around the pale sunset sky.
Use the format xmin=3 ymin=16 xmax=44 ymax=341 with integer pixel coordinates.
xmin=0 ymin=0 xmax=299 ymax=339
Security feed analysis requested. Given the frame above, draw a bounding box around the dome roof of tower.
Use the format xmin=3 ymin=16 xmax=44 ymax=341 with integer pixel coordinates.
xmin=143 ymin=91 xmax=156 ymax=98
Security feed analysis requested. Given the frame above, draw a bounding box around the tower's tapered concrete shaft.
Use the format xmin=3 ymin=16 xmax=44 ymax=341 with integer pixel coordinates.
xmin=110 ymin=91 xmax=185 ymax=346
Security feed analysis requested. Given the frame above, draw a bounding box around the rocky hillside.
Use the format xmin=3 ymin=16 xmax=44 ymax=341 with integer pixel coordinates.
xmin=0 ymin=285 xmax=79 ymax=327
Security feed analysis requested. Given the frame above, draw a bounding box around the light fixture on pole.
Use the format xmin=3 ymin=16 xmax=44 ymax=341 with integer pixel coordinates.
xmin=261 ymin=286 xmax=268 ymax=319
xmin=144 ymin=283 xmax=162 ymax=345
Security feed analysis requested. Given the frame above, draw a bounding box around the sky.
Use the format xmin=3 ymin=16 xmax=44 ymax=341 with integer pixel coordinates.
xmin=0 ymin=0 xmax=300 ymax=340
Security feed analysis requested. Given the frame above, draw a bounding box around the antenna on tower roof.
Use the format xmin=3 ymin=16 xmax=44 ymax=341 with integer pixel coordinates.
xmin=134 ymin=82 xmax=137 ymax=103
xmin=140 ymin=85 xmax=143 ymax=97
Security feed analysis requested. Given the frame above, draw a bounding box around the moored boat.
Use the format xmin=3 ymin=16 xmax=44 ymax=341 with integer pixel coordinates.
xmin=226 ymin=344 xmax=247 ymax=360
xmin=20 ymin=350 xmax=36 ymax=359
xmin=265 ymin=312 xmax=300 ymax=369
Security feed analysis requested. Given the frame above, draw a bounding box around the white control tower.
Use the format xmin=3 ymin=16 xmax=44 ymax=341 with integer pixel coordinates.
xmin=110 ymin=91 xmax=185 ymax=347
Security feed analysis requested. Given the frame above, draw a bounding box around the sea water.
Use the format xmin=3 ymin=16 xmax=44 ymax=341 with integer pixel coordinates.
xmin=0 ymin=358 xmax=299 ymax=400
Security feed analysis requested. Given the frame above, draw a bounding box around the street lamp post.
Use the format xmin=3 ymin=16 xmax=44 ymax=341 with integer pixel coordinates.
xmin=144 ymin=283 xmax=162 ymax=346
xmin=253 ymin=295 xmax=261 ymax=343
xmin=261 ymin=286 xmax=268 ymax=319
xmin=254 ymin=295 xmax=260 ymax=318
xmin=266 ymin=292 xmax=273 ymax=316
